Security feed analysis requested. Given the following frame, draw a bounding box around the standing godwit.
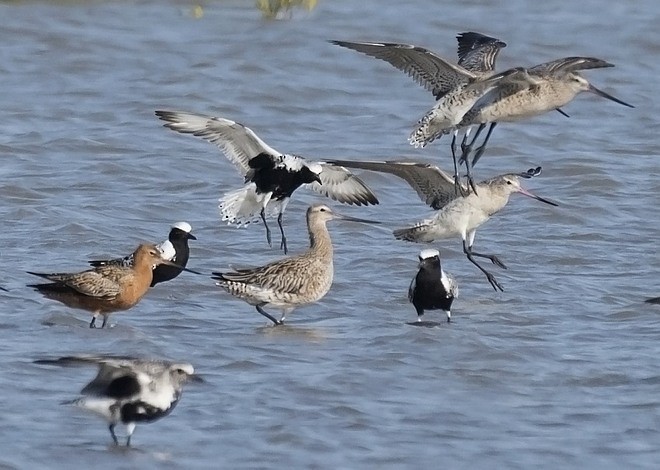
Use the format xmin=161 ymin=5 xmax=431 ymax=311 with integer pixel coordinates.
xmin=155 ymin=110 xmax=378 ymax=254
xmin=88 ymin=222 xmax=196 ymax=287
xmin=212 ymin=204 xmax=378 ymax=325
xmin=34 ymin=355 xmax=201 ymax=446
xmin=458 ymin=56 xmax=634 ymax=168
xmin=28 ymin=244 xmax=193 ymax=328
xmin=408 ymin=249 xmax=458 ymax=324
xmin=326 ymin=160 xmax=557 ymax=291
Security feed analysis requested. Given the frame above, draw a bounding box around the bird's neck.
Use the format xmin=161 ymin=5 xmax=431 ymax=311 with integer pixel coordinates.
xmin=308 ymin=219 xmax=333 ymax=256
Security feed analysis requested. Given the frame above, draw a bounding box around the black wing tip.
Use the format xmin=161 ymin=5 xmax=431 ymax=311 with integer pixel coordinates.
xmin=520 ymin=166 xmax=542 ymax=179
xmin=645 ymin=297 xmax=660 ymax=305
xmin=88 ymin=260 xmax=104 ymax=267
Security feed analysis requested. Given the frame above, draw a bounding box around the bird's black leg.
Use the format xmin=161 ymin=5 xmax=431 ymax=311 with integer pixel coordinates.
xmin=277 ymin=212 xmax=288 ymax=254
xmin=463 ymin=240 xmax=504 ymax=292
xmin=89 ymin=316 xmax=97 ymax=328
xmin=450 ymin=133 xmax=462 ymax=196
xmin=109 ymin=424 xmax=119 ymax=445
xmin=260 ymin=208 xmax=272 ymax=247
xmin=101 ymin=315 xmax=108 ymax=329
xmin=460 ymin=123 xmax=485 ymax=165
xmin=471 ymin=122 xmax=497 ymax=168
xmin=256 ymin=305 xmax=282 ymax=325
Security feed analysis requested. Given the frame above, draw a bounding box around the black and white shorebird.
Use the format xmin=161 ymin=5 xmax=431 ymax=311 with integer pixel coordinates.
xmin=408 ymin=249 xmax=458 ymax=325
xmin=327 ymin=160 xmax=557 ymax=291
xmin=155 ymin=110 xmax=379 ymax=254
xmin=34 ymin=355 xmax=201 ymax=446
xmin=88 ymin=222 xmax=196 ymax=287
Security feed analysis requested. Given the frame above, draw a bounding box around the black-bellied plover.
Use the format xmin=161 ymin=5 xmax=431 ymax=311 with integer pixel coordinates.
xmin=155 ymin=110 xmax=378 ymax=254
xmin=89 ymin=222 xmax=196 ymax=287
xmin=34 ymin=355 xmax=201 ymax=446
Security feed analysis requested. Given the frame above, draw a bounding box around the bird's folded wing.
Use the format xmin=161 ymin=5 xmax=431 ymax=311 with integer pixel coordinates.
xmin=64 ymin=271 xmax=121 ymax=298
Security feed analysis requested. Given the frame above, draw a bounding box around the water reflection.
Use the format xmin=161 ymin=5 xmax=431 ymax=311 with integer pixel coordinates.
xmin=256 ymin=0 xmax=318 ymax=19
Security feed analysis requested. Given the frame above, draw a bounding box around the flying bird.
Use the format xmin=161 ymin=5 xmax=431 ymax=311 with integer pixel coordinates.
xmin=155 ymin=110 xmax=378 ymax=254
xmin=326 ymin=160 xmax=557 ymax=291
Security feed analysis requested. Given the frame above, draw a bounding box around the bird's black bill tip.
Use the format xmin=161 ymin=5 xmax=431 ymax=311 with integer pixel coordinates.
xmin=589 ymin=84 xmax=634 ymax=108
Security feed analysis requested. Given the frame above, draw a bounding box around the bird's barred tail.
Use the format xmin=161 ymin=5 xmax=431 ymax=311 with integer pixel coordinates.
xmin=408 ymin=111 xmax=443 ymax=148
xmin=218 ymin=186 xmax=265 ymax=226
xmin=393 ymin=224 xmax=430 ymax=242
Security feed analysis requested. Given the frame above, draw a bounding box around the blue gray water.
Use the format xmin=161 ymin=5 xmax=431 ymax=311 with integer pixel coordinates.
xmin=1 ymin=0 xmax=659 ymax=468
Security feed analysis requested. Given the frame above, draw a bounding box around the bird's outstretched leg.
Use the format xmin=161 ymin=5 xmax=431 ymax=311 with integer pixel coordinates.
xmin=471 ymin=122 xmax=497 ymax=168
xmin=89 ymin=315 xmax=97 ymax=328
xmin=256 ymin=305 xmax=282 ymax=325
xmin=101 ymin=315 xmax=108 ymax=329
xmin=463 ymin=240 xmax=504 ymax=292
xmin=260 ymin=208 xmax=272 ymax=247
xmin=277 ymin=212 xmax=288 ymax=254
xmin=108 ymin=424 xmax=119 ymax=445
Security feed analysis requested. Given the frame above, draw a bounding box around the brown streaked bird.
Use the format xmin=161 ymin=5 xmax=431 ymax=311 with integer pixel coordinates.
xmin=28 ymin=244 xmax=188 ymax=328
xmin=212 ymin=204 xmax=378 ymax=325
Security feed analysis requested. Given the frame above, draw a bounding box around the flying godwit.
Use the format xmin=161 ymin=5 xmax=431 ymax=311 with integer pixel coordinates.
xmin=155 ymin=110 xmax=378 ymax=254
xmin=458 ymin=56 xmax=634 ymax=169
xmin=326 ymin=160 xmax=557 ymax=291
xmin=88 ymin=222 xmax=196 ymax=287
xmin=28 ymin=243 xmax=195 ymax=328
xmin=408 ymin=249 xmax=458 ymax=324
xmin=330 ymin=33 xmax=508 ymax=189
xmin=212 ymin=204 xmax=378 ymax=325
xmin=34 ymin=355 xmax=201 ymax=446
xmin=330 ymin=32 xmax=506 ymax=99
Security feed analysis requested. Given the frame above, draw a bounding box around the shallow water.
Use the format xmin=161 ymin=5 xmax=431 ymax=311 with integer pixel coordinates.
xmin=1 ymin=0 xmax=659 ymax=468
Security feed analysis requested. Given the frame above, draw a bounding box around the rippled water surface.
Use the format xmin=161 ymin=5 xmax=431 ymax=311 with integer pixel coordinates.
xmin=1 ymin=0 xmax=659 ymax=468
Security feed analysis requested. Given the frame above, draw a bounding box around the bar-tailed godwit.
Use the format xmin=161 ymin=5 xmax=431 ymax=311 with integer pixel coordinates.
xmin=212 ymin=204 xmax=378 ymax=325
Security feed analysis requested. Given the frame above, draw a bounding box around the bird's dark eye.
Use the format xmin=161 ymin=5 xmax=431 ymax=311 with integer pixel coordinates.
xmin=320 ymin=207 xmax=327 ymax=212
xmin=506 ymin=180 xmax=512 ymax=185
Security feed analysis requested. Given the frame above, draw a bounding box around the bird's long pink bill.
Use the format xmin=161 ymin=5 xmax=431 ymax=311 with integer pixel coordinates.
xmin=589 ymin=84 xmax=634 ymax=108
xmin=518 ymin=188 xmax=559 ymax=206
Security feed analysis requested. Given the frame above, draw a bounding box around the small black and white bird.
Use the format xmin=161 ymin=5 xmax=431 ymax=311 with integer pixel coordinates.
xmin=155 ymin=110 xmax=379 ymax=254
xmin=88 ymin=222 xmax=196 ymax=287
xmin=34 ymin=355 xmax=200 ymax=446
xmin=408 ymin=249 xmax=458 ymax=324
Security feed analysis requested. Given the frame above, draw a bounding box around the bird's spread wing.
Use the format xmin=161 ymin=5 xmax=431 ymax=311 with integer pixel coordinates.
xmin=331 ymin=40 xmax=476 ymax=99
xmin=325 ymin=160 xmax=461 ymax=210
xmin=155 ymin=110 xmax=282 ymax=176
xmin=527 ymin=57 xmax=614 ymax=75
xmin=306 ymin=163 xmax=379 ymax=206
xmin=456 ymin=32 xmax=506 ymax=74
